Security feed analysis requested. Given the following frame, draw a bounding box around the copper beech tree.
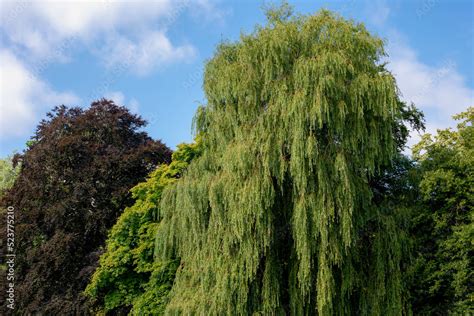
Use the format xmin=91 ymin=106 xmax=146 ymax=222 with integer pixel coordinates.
xmin=0 ymin=100 xmax=171 ymax=315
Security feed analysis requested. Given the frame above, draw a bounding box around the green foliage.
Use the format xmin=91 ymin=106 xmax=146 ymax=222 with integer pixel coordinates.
xmin=263 ymin=1 xmax=293 ymax=25
xmin=0 ymin=100 xmax=171 ymax=315
xmin=2 ymin=4 xmax=468 ymax=315
xmin=0 ymin=155 xmax=20 ymax=195
xmin=86 ymin=141 xmax=202 ymax=315
xmin=156 ymin=8 xmax=417 ymax=315
xmin=411 ymin=107 xmax=474 ymax=314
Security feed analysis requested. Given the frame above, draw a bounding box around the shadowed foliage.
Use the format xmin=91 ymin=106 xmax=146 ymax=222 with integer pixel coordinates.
xmin=410 ymin=107 xmax=473 ymax=314
xmin=85 ymin=140 xmax=202 ymax=315
xmin=0 ymin=99 xmax=171 ymax=315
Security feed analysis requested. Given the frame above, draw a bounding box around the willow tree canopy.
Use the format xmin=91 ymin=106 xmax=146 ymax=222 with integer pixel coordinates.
xmin=157 ymin=7 xmax=409 ymax=315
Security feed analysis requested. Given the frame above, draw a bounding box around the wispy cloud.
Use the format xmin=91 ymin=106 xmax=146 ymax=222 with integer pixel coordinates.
xmin=0 ymin=49 xmax=79 ymax=139
xmin=366 ymin=0 xmax=391 ymax=26
xmin=0 ymin=0 xmax=224 ymax=75
xmin=104 ymin=91 xmax=140 ymax=114
xmin=386 ymin=33 xmax=473 ymax=149
xmin=101 ymin=30 xmax=195 ymax=76
xmin=361 ymin=1 xmax=473 ymax=151
xmin=0 ymin=0 xmax=227 ymax=142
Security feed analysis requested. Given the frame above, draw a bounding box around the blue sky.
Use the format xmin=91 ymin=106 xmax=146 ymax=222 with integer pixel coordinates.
xmin=0 ymin=0 xmax=473 ymax=157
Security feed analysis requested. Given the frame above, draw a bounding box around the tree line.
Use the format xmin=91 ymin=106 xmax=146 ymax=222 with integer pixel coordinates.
xmin=0 ymin=6 xmax=472 ymax=315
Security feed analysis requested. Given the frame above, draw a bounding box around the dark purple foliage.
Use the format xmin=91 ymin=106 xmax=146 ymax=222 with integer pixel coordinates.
xmin=0 ymin=100 xmax=171 ymax=315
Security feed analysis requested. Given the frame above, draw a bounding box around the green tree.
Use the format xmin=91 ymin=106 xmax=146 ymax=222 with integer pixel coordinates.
xmin=0 ymin=100 xmax=171 ymax=315
xmin=155 ymin=7 xmax=421 ymax=315
xmin=411 ymin=107 xmax=473 ymax=314
xmin=0 ymin=155 xmax=20 ymax=275
xmin=0 ymin=155 xmax=20 ymax=195
xmin=85 ymin=141 xmax=202 ymax=315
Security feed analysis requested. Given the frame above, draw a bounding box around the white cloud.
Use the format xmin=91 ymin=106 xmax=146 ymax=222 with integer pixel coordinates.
xmin=366 ymin=0 xmax=391 ymax=27
xmin=360 ymin=2 xmax=473 ymax=152
xmin=0 ymin=49 xmax=79 ymax=138
xmin=386 ymin=35 xmax=474 ymax=151
xmin=102 ymin=30 xmax=195 ymax=76
xmin=104 ymin=91 xmax=140 ymax=114
xmin=192 ymin=0 xmax=230 ymax=24
xmin=129 ymin=98 xmax=140 ymax=114
xmin=0 ymin=0 xmax=225 ymax=142
xmin=103 ymin=91 xmax=125 ymax=105
xmin=0 ymin=0 xmax=223 ymax=75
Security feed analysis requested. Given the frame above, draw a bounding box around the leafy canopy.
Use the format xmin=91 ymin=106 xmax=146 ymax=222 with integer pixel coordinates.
xmin=0 ymin=100 xmax=171 ymax=315
xmin=410 ymin=107 xmax=474 ymax=314
xmin=86 ymin=140 xmax=202 ymax=315
xmin=155 ymin=7 xmax=417 ymax=315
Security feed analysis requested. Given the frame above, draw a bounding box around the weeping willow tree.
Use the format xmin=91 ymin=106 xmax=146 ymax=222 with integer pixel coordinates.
xmin=157 ymin=6 xmax=418 ymax=315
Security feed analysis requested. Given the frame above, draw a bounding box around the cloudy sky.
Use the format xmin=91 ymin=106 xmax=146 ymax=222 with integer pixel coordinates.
xmin=0 ymin=0 xmax=472 ymax=156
